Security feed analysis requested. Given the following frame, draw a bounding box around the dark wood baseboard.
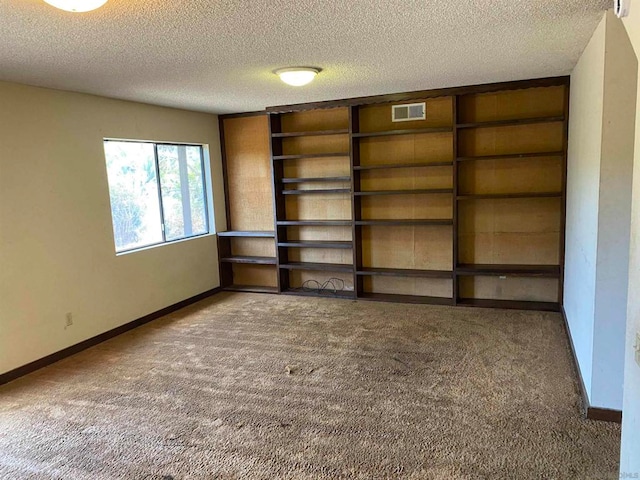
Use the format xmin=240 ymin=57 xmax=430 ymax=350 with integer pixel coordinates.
xmin=587 ymin=407 xmax=623 ymax=423
xmin=0 ymin=287 xmax=222 ymax=387
xmin=560 ymin=307 xmax=622 ymax=424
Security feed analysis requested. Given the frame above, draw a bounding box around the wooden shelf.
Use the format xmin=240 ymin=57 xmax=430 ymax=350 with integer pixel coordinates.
xmin=457 ymin=298 xmax=560 ymax=312
xmin=272 ymin=129 xmax=350 ymax=138
xmin=456 ymin=264 xmax=560 ymax=277
xmin=278 ymin=240 xmax=353 ymax=249
xmin=357 ymin=267 xmax=452 ymax=278
xmin=281 ymin=176 xmax=351 ymax=183
xmin=282 ymin=188 xmax=351 ymax=195
xmin=220 ymin=256 xmax=277 ymax=265
xmin=358 ymin=292 xmax=453 ymax=305
xmin=456 ymin=115 xmax=564 ymax=129
xmin=456 ymin=192 xmax=562 ymax=200
xmin=273 ymin=152 xmax=350 ymax=161
xmin=356 ymin=219 xmax=453 ymax=226
xmin=217 ymin=230 xmax=275 ymax=238
xmin=224 ymin=285 xmax=279 ymax=294
xmin=456 ymin=151 xmax=564 ymax=162
xmin=354 ymin=161 xmax=453 ymax=171
xmin=282 ymin=288 xmax=355 ymax=299
xmin=279 ymin=262 xmax=354 ymax=272
xmin=353 ymin=127 xmax=452 ymax=138
xmin=277 ymin=220 xmax=352 ymax=226
xmin=355 ymin=188 xmax=452 ymax=196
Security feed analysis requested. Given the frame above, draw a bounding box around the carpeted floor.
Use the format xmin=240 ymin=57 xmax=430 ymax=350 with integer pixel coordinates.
xmin=0 ymin=292 xmax=621 ymax=479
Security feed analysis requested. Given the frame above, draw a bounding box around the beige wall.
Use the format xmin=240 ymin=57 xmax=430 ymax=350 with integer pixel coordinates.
xmin=565 ymin=10 xmax=636 ymax=412
xmin=0 ymin=81 xmax=226 ymax=375
xmin=564 ymin=13 xmax=606 ymax=399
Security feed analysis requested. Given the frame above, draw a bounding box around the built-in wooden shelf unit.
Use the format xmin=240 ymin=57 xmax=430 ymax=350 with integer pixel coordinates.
xmin=218 ymin=76 xmax=569 ymax=311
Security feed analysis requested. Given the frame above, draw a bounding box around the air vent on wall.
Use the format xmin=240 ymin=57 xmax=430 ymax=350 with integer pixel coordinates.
xmin=392 ymin=102 xmax=426 ymax=122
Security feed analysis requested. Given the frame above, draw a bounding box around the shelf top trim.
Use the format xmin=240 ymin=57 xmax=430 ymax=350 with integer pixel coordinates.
xmin=264 ymin=76 xmax=569 ymax=113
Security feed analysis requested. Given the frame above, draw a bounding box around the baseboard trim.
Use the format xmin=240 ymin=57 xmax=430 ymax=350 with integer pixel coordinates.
xmin=0 ymin=287 xmax=222 ymax=387
xmin=560 ymin=307 xmax=622 ymax=424
xmin=586 ymin=407 xmax=623 ymax=423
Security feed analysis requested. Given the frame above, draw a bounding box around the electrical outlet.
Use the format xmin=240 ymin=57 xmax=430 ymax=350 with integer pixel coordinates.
xmin=65 ymin=312 xmax=73 ymax=328
xmin=635 ymin=331 xmax=640 ymax=368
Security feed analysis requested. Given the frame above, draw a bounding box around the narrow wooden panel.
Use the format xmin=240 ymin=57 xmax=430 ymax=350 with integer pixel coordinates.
xmin=232 ymin=264 xmax=278 ymax=287
xmin=360 ymin=165 xmax=452 ymax=191
xmin=363 ymin=276 xmax=452 ymax=298
xmin=283 ymin=157 xmax=351 ymax=178
xmin=361 ymin=194 xmax=452 ymax=220
xmin=288 ymin=247 xmax=353 ymax=265
xmin=459 ymin=276 xmax=558 ymax=303
xmin=231 ymin=238 xmax=276 ymax=257
xmin=285 ymin=194 xmax=352 ymax=221
xmin=457 ymin=122 xmax=564 ymax=157
xmin=289 ymin=270 xmax=355 ymax=292
xmin=458 ymin=86 xmax=565 ymax=124
xmin=458 ymin=233 xmax=561 ymax=265
xmin=458 ymin=156 xmax=562 ymax=195
xmin=361 ymin=225 xmax=452 ymax=270
xmin=282 ymin=134 xmax=350 ymax=155
xmin=223 ymin=115 xmax=274 ymax=231
xmin=458 ymin=198 xmax=561 ymax=265
xmin=281 ymin=107 xmax=350 ymax=132
xmin=458 ymin=197 xmax=561 ymax=233
xmin=286 ymin=226 xmax=352 ymax=241
xmin=359 ymin=132 xmax=453 ymax=166
xmin=358 ymin=96 xmax=453 ymax=132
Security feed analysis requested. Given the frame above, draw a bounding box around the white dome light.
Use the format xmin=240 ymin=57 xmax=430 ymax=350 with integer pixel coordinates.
xmin=43 ymin=0 xmax=108 ymax=12
xmin=274 ymin=67 xmax=320 ymax=87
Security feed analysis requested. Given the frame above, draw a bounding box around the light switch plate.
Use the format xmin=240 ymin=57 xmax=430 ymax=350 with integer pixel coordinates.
xmin=636 ymin=332 xmax=640 ymax=368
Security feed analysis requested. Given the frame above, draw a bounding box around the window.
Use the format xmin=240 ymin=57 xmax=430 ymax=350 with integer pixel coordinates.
xmin=103 ymin=140 xmax=209 ymax=253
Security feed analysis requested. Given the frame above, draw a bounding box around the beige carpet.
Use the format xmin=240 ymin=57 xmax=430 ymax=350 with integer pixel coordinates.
xmin=0 ymin=292 xmax=621 ymax=479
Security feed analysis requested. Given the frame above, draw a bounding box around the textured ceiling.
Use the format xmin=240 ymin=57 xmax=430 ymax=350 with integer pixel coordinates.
xmin=0 ymin=0 xmax=609 ymax=114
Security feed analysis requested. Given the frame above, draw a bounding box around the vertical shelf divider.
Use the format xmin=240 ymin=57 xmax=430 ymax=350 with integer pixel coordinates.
xmin=558 ymin=82 xmax=570 ymax=305
xmin=217 ymin=117 xmax=233 ymax=290
xmin=452 ymin=95 xmax=459 ymax=305
xmin=268 ymin=113 xmax=289 ymax=293
xmin=350 ymin=106 xmax=363 ymax=298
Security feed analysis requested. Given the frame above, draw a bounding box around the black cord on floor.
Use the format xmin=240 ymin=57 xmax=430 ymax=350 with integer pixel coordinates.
xmin=290 ymin=278 xmax=346 ymax=296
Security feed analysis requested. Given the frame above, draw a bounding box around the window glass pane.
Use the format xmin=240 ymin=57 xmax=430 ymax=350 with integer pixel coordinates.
xmin=157 ymin=145 xmax=186 ymax=241
xmin=104 ymin=141 xmax=163 ymax=252
xmin=186 ymin=146 xmax=208 ymax=235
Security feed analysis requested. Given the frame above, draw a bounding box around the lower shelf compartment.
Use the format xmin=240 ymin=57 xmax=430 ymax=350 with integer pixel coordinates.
xmin=282 ymin=288 xmax=355 ymax=299
xmin=224 ymin=285 xmax=279 ymax=294
xmin=456 ymin=298 xmax=560 ymax=312
xmin=358 ymin=292 xmax=453 ymax=305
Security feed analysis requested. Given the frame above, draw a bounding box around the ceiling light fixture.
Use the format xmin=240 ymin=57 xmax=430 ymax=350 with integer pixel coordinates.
xmin=43 ymin=0 xmax=108 ymax=12
xmin=274 ymin=67 xmax=320 ymax=87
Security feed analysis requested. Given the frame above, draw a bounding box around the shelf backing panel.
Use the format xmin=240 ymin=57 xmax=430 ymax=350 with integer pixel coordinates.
xmin=458 ymin=198 xmax=562 ymax=265
xmin=223 ymin=115 xmax=274 ymax=231
xmin=360 ymin=194 xmax=452 ymax=221
xmin=457 ymin=122 xmax=564 ymax=158
xmin=459 ymin=276 xmax=559 ymax=303
xmin=361 ymin=225 xmax=452 ymax=271
xmin=289 ymin=269 xmax=355 ymax=292
xmin=280 ymin=107 xmax=349 ymax=132
xmin=360 ymin=165 xmax=452 ymax=191
xmin=285 ymin=194 xmax=352 ymax=221
xmin=357 ymin=96 xmax=453 ymax=132
xmin=281 ymin=134 xmax=349 ymax=156
xmin=358 ymin=132 xmax=453 ymax=167
xmin=458 ymin=156 xmax=562 ymax=195
xmin=457 ymin=86 xmax=565 ymax=124
xmin=232 ymin=264 xmax=278 ymax=288
xmin=363 ymin=276 xmax=452 ymax=298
